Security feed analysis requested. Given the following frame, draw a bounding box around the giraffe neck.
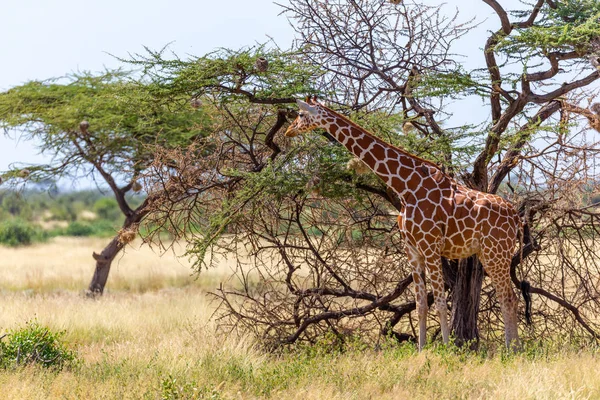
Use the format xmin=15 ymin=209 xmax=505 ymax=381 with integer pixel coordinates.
xmin=318 ymin=107 xmax=441 ymax=200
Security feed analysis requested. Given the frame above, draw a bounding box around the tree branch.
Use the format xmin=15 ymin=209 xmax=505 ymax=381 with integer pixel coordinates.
xmin=264 ymin=109 xmax=287 ymax=162
xmin=529 ymin=71 xmax=600 ymax=104
xmin=513 ymin=0 xmax=545 ymax=28
xmin=482 ymin=0 xmax=511 ymax=34
xmin=68 ymin=130 xmax=133 ymax=217
xmin=283 ymin=276 xmax=413 ymax=344
xmin=208 ymin=84 xmax=297 ymax=105
xmin=488 ymin=100 xmax=561 ymax=193
xmin=530 ymin=284 xmax=598 ymax=339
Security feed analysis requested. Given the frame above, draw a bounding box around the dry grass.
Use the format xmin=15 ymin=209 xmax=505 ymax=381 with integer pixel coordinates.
xmin=0 ymin=237 xmax=236 ymax=293
xmin=0 ymin=238 xmax=599 ymax=399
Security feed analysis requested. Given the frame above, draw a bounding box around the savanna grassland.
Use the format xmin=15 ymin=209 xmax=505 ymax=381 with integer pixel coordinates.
xmin=1 ymin=237 xmax=599 ymax=399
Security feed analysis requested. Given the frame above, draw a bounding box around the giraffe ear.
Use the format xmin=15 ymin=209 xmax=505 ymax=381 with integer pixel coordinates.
xmin=297 ymin=99 xmax=317 ymax=115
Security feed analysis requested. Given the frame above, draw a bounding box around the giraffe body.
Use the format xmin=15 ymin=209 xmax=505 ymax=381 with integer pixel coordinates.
xmin=286 ymin=99 xmax=522 ymax=350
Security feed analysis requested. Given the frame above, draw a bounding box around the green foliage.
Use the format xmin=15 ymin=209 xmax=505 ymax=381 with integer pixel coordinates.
xmin=61 ymin=219 xmax=118 ymax=238
xmin=414 ymin=70 xmax=484 ymax=99
xmin=0 ymin=219 xmax=36 ymax=246
xmin=47 ymin=203 xmax=77 ymax=222
xmin=129 ymin=44 xmax=320 ymax=104
xmin=185 ymin=135 xmax=371 ymax=272
xmin=0 ymin=189 xmax=125 ymax=241
xmin=88 ymin=219 xmax=119 ymax=237
xmin=0 ymin=191 xmax=31 ymax=219
xmin=160 ymin=374 xmax=223 ymax=400
xmin=499 ymin=1 xmax=600 ymax=54
xmin=0 ymin=321 xmax=77 ymax=369
xmin=65 ymin=221 xmax=95 ymax=237
xmin=37 ymin=190 xmax=111 ymax=222
xmin=93 ymin=197 xmax=121 ymax=221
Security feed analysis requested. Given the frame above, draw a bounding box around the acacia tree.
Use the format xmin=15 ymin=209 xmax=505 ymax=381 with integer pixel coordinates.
xmin=137 ymin=0 xmax=600 ymax=349
xmin=0 ymin=71 xmax=210 ymax=295
xmin=276 ymin=0 xmax=600 ymax=346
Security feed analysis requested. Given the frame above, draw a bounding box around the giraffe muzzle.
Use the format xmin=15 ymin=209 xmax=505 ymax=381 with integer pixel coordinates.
xmin=285 ymin=127 xmax=299 ymax=137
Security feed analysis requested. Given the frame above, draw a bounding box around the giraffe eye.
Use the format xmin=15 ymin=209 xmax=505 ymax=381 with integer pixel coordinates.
xmin=299 ymin=112 xmax=305 ymax=117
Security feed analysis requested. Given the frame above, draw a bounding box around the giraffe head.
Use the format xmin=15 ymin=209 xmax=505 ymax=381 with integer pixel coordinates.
xmin=285 ymin=98 xmax=327 ymax=137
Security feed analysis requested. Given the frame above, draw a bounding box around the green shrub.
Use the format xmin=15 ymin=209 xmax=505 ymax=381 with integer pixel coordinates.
xmin=0 ymin=321 xmax=76 ymax=369
xmin=44 ymin=226 xmax=67 ymax=238
xmin=62 ymin=220 xmax=119 ymax=238
xmin=160 ymin=374 xmax=223 ymax=400
xmin=93 ymin=197 xmax=121 ymax=221
xmin=0 ymin=219 xmax=35 ymax=246
xmin=48 ymin=204 xmax=76 ymax=222
xmin=90 ymin=219 xmax=119 ymax=237
xmin=66 ymin=221 xmax=94 ymax=236
xmin=2 ymin=193 xmax=32 ymax=219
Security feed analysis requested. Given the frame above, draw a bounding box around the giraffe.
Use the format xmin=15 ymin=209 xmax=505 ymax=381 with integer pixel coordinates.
xmin=285 ymin=98 xmax=526 ymax=350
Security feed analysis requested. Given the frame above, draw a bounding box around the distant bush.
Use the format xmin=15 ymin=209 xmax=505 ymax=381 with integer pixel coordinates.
xmin=0 ymin=219 xmax=36 ymax=246
xmin=66 ymin=221 xmax=94 ymax=237
xmin=43 ymin=226 xmax=67 ymax=239
xmin=0 ymin=191 xmax=31 ymax=219
xmin=89 ymin=219 xmax=119 ymax=237
xmin=48 ymin=204 xmax=77 ymax=222
xmin=65 ymin=220 xmax=119 ymax=237
xmin=93 ymin=197 xmax=121 ymax=221
xmin=0 ymin=321 xmax=76 ymax=369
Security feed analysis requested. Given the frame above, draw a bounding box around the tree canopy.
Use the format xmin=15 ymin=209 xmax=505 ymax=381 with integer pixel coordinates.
xmin=0 ymin=70 xmax=209 ymax=187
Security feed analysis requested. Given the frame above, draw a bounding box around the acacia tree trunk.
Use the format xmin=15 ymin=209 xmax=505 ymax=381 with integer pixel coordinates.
xmin=87 ymin=235 xmax=125 ymax=295
xmin=86 ymin=212 xmax=145 ymax=296
xmin=448 ymin=256 xmax=484 ymax=349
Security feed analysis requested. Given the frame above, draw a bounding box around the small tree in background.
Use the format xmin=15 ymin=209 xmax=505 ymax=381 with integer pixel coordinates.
xmin=0 ymin=70 xmax=210 ymax=294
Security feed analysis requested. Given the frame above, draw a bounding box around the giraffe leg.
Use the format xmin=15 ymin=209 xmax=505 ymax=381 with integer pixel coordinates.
xmin=426 ymin=260 xmax=449 ymax=345
xmin=406 ymin=245 xmax=428 ymax=351
xmin=412 ymin=270 xmax=428 ymax=350
xmin=480 ymin=257 xmax=520 ymax=349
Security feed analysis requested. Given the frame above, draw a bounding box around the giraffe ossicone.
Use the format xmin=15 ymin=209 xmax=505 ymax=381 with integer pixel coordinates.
xmin=286 ymin=98 xmax=528 ymax=351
